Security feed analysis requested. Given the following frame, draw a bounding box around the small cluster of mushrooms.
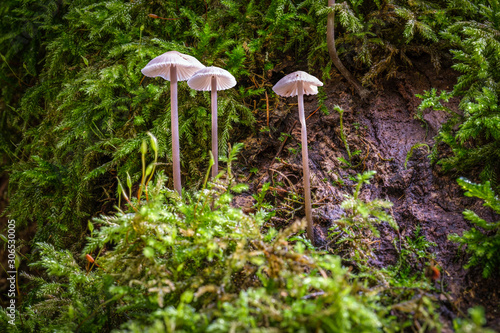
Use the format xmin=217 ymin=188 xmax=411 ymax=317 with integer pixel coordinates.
xmin=141 ymin=51 xmax=322 ymax=241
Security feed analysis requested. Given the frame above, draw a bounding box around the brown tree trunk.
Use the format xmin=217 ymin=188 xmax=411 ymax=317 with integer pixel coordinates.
xmin=327 ymin=0 xmax=370 ymax=100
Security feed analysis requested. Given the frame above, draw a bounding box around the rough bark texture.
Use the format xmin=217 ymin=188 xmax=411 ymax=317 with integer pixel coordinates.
xmin=327 ymin=0 xmax=370 ymax=100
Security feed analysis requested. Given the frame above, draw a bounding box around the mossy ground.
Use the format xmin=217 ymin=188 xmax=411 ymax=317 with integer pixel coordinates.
xmin=1 ymin=0 xmax=500 ymax=331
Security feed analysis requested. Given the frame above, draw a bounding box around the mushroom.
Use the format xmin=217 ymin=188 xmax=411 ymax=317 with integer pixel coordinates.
xmin=187 ymin=66 xmax=237 ymax=178
xmin=272 ymin=71 xmax=323 ymax=242
xmin=141 ymin=51 xmax=205 ymax=195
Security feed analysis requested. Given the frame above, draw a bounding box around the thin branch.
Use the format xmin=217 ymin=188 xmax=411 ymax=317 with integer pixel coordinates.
xmin=326 ymin=0 xmax=370 ymax=99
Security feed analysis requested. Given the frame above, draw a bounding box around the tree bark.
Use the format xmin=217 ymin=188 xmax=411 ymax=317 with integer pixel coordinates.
xmin=327 ymin=0 xmax=370 ymax=100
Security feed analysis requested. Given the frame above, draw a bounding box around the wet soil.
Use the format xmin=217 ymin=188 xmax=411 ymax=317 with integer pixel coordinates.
xmin=235 ymin=55 xmax=500 ymax=330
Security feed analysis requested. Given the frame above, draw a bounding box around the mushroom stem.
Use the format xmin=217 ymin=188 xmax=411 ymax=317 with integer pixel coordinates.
xmin=327 ymin=0 xmax=370 ymax=100
xmin=297 ymin=81 xmax=313 ymax=242
xmin=211 ymin=75 xmax=218 ymax=179
xmin=170 ymin=65 xmax=182 ymax=195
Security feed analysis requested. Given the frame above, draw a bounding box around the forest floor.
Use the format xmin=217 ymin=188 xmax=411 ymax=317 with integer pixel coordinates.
xmin=1 ymin=54 xmax=499 ymax=330
xmin=234 ymin=54 xmax=500 ymax=330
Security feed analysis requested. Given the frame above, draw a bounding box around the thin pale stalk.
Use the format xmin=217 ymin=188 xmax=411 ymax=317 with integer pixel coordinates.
xmin=297 ymin=81 xmax=313 ymax=242
xmin=211 ymin=75 xmax=218 ymax=179
xmin=171 ymin=65 xmax=182 ymax=195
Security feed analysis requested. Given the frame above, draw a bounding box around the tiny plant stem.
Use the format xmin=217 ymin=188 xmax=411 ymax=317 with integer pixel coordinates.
xmin=145 ymin=132 xmax=158 ymax=201
xmin=297 ymin=81 xmax=313 ymax=242
xmin=118 ymin=178 xmax=139 ymax=212
xmin=139 ymin=25 xmax=143 ymax=54
xmin=124 ymin=194 xmax=138 ymax=213
xmin=211 ymin=75 xmax=218 ymax=179
xmin=0 ymin=53 xmax=29 ymax=86
xmin=194 ymin=151 xmax=214 ymax=218
xmin=145 ymin=160 xmax=157 ymax=202
xmin=226 ymin=142 xmax=233 ymax=189
xmin=171 ymin=65 xmax=182 ymax=196
xmin=354 ymin=179 xmax=362 ymax=200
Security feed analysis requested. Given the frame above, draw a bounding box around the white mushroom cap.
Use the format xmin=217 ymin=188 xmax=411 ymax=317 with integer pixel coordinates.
xmin=141 ymin=51 xmax=205 ymax=81
xmin=187 ymin=66 xmax=237 ymax=91
xmin=272 ymin=71 xmax=323 ymax=97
